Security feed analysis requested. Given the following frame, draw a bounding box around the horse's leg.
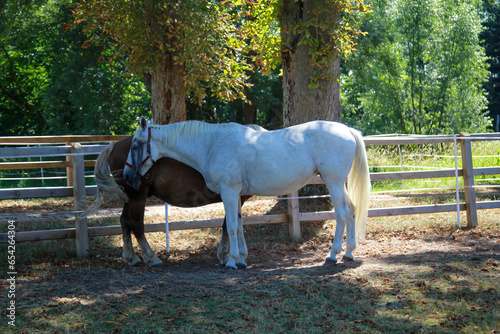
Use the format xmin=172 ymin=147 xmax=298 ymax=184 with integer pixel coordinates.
xmin=323 ymin=181 xmax=356 ymax=264
xmin=120 ymin=203 xmax=142 ymax=266
xmin=236 ymin=200 xmax=248 ymax=268
xmin=218 ymin=198 xmax=247 ymax=266
xmin=127 ymin=199 xmax=163 ymax=267
xmin=217 ymin=218 xmax=230 ymax=265
xmin=220 ymin=188 xmax=243 ymax=270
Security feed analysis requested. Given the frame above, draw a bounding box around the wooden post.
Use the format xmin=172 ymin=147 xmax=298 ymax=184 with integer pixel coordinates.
xmin=287 ymin=191 xmax=301 ymax=240
xmin=71 ymin=143 xmax=89 ymax=257
xmin=459 ymin=132 xmax=478 ymax=228
xmin=66 ymin=141 xmax=73 ymax=187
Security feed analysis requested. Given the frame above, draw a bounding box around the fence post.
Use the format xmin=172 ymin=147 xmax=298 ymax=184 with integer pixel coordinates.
xmin=66 ymin=141 xmax=73 ymax=187
xmin=459 ymin=132 xmax=478 ymax=228
xmin=287 ymin=191 xmax=301 ymax=240
xmin=71 ymin=143 xmax=89 ymax=257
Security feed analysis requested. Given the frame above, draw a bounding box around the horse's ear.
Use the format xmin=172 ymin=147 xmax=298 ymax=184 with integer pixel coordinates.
xmin=140 ymin=117 xmax=148 ymax=131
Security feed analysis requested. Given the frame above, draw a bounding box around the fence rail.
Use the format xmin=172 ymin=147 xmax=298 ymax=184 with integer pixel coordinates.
xmin=1 ymin=133 xmax=500 ymax=257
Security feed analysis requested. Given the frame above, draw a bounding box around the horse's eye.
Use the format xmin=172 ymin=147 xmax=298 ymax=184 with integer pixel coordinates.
xmin=132 ymin=142 xmax=138 ymax=150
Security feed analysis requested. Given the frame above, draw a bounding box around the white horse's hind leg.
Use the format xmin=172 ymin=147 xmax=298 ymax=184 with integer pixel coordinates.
xmin=343 ymin=188 xmax=356 ymax=261
xmin=236 ymin=206 xmax=248 ymax=268
xmin=323 ymin=181 xmax=356 ymax=264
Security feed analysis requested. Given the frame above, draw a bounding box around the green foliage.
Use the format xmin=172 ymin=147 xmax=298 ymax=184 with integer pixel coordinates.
xmin=480 ymin=0 xmax=500 ymax=129
xmin=0 ymin=0 xmax=150 ymax=135
xmin=342 ymin=0 xmax=491 ymax=135
xmin=73 ymin=0 xmax=253 ymax=105
xmin=240 ymin=0 xmax=281 ymax=75
xmin=187 ymin=67 xmax=283 ymax=128
xmin=243 ymin=0 xmax=370 ymax=87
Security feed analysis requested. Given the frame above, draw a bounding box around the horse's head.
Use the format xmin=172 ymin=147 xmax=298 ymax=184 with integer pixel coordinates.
xmin=123 ymin=117 xmax=158 ymax=189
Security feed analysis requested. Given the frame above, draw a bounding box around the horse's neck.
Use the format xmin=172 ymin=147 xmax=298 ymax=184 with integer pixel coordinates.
xmin=152 ymin=126 xmax=209 ymax=171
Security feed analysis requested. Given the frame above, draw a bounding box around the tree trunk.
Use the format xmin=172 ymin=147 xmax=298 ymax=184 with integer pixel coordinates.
xmin=145 ymin=0 xmax=186 ymax=125
xmin=243 ymin=100 xmax=257 ymax=125
xmin=150 ymin=54 xmax=186 ymax=125
xmin=280 ymin=0 xmax=342 ymax=127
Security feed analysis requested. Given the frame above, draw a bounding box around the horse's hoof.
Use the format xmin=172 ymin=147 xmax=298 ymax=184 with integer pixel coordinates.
xmin=224 ymin=263 xmax=238 ymax=270
xmin=323 ymin=257 xmax=337 ymax=266
xmin=127 ymin=258 xmax=142 ymax=266
xmin=342 ymin=255 xmax=354 ymax=262
xmin=236 ymin=262 xmax=247 ymax=269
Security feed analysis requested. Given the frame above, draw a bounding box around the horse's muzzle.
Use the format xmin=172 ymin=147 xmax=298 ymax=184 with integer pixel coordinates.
xmin=123 ymin=168 xmax=142 ymax=189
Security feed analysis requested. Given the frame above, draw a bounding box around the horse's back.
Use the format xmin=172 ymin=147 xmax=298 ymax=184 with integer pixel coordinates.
xmin=235 ymin=121 xmax=357 ymax=195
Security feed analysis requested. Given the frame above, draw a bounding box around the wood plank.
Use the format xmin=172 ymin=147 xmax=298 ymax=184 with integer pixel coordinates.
xmin=82 ymin=145 xmax=109 ymax=154
xmin=0 ymin=135 xmax=129 ymax=144
xmin=370 ymin=169 xmax=462 ymax=181
xmin=1 ymin=228 xmax=77 ymax=242
xmin=368 ymin=203 xmax=464 ymax=217
xmin=0 ymin=185 xmax=97 ymax=200
xmin=84 ymin=160 xmax=97 ymax=167
xmin=364 ymin=136 xmax=456 ymax=146
xmin=0 ymin=186 xmax=73 ymax=199
xmin=299 ymin=204 xmax=467 ymax=221
xmin=300 ymin=211 xmax=336 ymax=222
xmin=473 ymin=167 xmax=500 ymax=176
xmin=298 ymin=169 xmax=479 ymax=184
xmin=0 ymin=161 xmax=71 ymax=170
xmin=476 ymin=200 xmax=500 ymax=210
xmin=0 ymin=146 xmax=71 ymax=158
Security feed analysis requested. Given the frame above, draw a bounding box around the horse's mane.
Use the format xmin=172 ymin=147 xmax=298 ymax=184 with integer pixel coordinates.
xmin=152 ymin=121 xmax=266 ymax=147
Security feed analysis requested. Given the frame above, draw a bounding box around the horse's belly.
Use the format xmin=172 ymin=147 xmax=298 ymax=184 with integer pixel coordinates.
xmin=242 ymin=170 xmax=316 ymax=196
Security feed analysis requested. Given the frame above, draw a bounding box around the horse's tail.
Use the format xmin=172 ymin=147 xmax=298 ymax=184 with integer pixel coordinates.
xmin=346 ymin=128 xmax=371 ymax=241
xmin=84 ymin=143 xmax=128 ymax=216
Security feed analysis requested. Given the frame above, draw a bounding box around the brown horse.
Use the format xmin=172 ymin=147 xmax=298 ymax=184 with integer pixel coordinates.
xmin=87 ymin=136 xmax=250 ymax=267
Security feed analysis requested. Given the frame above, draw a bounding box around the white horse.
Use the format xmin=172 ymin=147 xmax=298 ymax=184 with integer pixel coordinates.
xmin=123 ymin=118 xmax=370 ymax=269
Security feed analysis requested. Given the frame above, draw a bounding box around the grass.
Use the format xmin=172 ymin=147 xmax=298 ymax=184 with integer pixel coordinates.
xmin=367 ymin=140 xmax=500 ymax=193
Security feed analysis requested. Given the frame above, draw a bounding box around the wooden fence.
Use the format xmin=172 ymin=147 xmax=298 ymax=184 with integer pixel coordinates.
xmin=1 ymin=132 xmax=499 ymax=257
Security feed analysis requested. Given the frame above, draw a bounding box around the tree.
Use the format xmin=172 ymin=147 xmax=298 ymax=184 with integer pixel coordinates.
xmin=187 ymin=67 xmax=283 ymax=129
xmin=0 ymin=0 xmax=149 ymax=135
xmin=342 ymin=0 xmax=491 ymax=135
xmin=72 ymin=0 xmax=252 ymax=124
xmin=481 ymin=0 xmax=500 ymax=131
xmin=277 ymin=0 xmax=369 ymax=126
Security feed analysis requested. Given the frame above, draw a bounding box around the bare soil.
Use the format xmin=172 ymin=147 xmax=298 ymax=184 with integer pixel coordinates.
xmin=1 ymin=196 xmax=499 ymax=333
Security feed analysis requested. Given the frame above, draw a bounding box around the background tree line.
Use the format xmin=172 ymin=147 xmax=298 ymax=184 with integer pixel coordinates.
xmin=1 ymin=0 xmax=498 ymax=136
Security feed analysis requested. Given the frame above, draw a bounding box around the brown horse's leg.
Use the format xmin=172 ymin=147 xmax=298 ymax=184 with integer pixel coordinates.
xmin=120 ymin=203 xmax=142 ymax=266
xmin=120 ymin=203 xmax=141 ymax=266
xmin=127 ymin=199 xmax=163 ymax=267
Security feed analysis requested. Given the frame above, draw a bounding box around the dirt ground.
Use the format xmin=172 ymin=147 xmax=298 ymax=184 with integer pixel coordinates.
xmin=6 ymin=201 xmax=499 ymax=306
xmin=2 ymin=196 xmax=499 ymax=333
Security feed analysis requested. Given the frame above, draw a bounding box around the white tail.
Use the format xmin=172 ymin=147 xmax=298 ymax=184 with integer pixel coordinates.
xmin=347 ymin=128 xmax=371 ymax=241
xmin=84 ymin=143 xmax=128 ymax=216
